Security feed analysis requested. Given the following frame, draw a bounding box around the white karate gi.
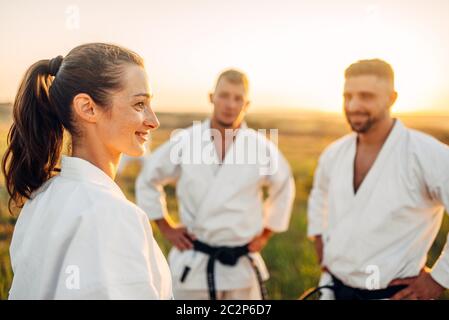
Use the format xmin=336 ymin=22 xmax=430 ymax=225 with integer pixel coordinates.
xmin=308 ymin=119 xmax=449 ymax=296
xmin=136 ymin=119 xmax=295 ymax=296
xmin=9 ymin=156 xmax=173 ymax=300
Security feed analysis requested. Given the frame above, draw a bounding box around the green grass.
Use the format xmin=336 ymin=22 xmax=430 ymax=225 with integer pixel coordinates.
xmin=1 ymin=108 xmax=449 ymax=299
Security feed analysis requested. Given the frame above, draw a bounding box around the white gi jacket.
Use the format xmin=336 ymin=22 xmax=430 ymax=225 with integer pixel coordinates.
xmin=136 ymin=119 xmax=295 ymax=290
xmin=308 ymin=119 xmax=449 ymax=290
xmin=9 ymin=156 xmax=173 ymax=299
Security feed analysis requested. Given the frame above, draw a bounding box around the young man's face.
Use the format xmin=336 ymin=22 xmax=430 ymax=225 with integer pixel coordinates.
xmin=210 ymin=78 xmax=249 ymax=128
xmin=343 ymin=75 xmax=397 ymax=133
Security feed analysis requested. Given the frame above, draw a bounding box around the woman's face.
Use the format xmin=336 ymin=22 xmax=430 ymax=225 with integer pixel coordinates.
xmin=96 ymin=64 xmax=159 ymax=157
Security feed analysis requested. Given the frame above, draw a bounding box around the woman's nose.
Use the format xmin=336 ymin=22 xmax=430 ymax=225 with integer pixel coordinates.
xmin=143 ymin=107 xmax=160 ymax=130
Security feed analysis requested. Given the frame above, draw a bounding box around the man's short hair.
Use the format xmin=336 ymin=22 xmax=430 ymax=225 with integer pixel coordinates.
xmin=345 ymin=59 xmax=395 ymax=85
xmin=215 ymin=69 xmax=249 ymax=94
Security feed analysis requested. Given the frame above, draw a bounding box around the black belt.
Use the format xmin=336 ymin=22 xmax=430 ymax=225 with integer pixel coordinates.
xmin=180 ymin=239 xmax=268 ymax=300
xmin=331 ymin=274 xmax=407 ymax=300
xmin=300 ymin=273 xmax=407 ymax=300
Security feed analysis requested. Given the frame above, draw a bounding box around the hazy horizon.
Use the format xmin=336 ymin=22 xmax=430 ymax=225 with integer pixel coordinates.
xmin=1 ymin=101 xmax=448 ymax=117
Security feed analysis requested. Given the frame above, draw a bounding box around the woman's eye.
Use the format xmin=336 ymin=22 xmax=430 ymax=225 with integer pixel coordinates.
xmin=134 ymin=102 xmax=145 ymax=110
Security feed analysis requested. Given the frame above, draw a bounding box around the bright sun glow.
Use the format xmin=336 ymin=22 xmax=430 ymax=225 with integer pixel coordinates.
xmin=1 ymin=0 xmax=448 ymax=114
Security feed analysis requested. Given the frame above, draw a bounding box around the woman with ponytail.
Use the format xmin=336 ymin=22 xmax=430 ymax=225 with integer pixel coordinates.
xmin=2 ymin=43 xmax=172 ymax=299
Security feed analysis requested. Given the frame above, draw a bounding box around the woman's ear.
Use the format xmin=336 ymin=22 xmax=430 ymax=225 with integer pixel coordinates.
xmin=72 ymin=93 xmax=98 ymax=123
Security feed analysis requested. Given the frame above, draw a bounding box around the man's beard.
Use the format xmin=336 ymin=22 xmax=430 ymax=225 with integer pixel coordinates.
xmin=345 ymin=112 xmax=377 ymax=133
xmin=215 ymin=117 xmax=235 ymax=128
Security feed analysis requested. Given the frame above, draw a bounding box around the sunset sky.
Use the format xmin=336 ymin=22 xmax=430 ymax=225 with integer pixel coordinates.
xmin=1 ymin=0 xmax=448 ymax=114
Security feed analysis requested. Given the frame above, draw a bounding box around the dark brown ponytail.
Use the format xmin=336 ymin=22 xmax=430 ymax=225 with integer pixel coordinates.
xmin=2 ymin=43 xmax=144 ymax=213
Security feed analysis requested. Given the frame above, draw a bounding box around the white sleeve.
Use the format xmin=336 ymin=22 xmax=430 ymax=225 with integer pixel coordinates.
xmin=307 ymin=150 xmax=330 ymax=238
xmin=415 ymin=136 xmax=449 ymax=289
xmin=55 ymin=202 xmax=171 ymax=299
xmin=135 ymin=138 xmax=182 ymax=220
xmin=262 ymin=142 xmax=295 ymax=232
xmin=74 ymin=282 xmax=164 ymax=300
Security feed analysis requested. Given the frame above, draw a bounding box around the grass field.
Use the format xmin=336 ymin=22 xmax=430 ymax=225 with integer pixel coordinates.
xmin=0 ymin=104 xmax=448 ymax=299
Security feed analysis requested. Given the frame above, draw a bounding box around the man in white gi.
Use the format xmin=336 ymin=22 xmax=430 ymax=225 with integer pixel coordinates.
xmin=307 ymin=59 xmax=449 ymax=300
xmin=136 ymin=69 xmax=295 ymax=300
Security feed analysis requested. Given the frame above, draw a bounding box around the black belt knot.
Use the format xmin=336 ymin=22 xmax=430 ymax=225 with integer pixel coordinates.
xmin=300 ymin=272 xmax=407 ymax=300
xmin=194 ymin=240 xmax=248 ymax=266
xmin=180 ymin=239 xmax=268 ymax=300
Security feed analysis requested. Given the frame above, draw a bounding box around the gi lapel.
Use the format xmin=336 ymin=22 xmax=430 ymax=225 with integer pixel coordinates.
xmin=326 ymin=120 xmax=406 ymax=259
xmin=350 ymin=120 xmax=405 ymax=210
xmin=192 ymin=123 xmax=249 ymax=228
